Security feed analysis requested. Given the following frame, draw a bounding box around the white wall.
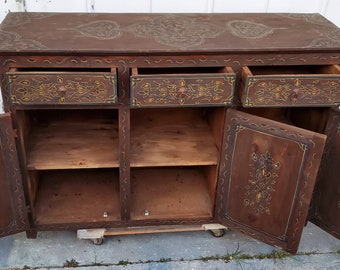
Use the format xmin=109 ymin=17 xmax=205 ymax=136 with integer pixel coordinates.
xmin=0 ymin=0 xmax=340 ymax=113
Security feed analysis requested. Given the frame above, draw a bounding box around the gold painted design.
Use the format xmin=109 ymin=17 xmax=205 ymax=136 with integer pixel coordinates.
xmin=131 ymin=75 xmax=235 ymax=107
xmin=0 ymin=30 xmax=47 ymax=50
xmin=227 ymin=20 xmax=286 ymax=39
xmin=70 ymin=20 xmax=121 ymax=40
xmin=246 ymin=77 xmax=340 ymax=106
xmin=128 ymin=15 xmax=225 ymax=48
xmin=244 ymin=151 xmax=281 ymax=215
xmin=8 ymin=74 xmax=117 ymax=105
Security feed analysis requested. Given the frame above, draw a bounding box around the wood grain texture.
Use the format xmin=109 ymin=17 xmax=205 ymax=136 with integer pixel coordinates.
xmin=34 ymin=169 xmax=120 ymax=225
xmin=130 ymin=167 xmax=213 ymax=220
xmin=131 ymin=108 xmax=219 ymax=167
xmin=26 ymin=112 xmax=119 ymax=170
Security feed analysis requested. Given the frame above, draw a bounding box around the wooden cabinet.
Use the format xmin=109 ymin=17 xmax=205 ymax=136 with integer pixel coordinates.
xmin=0 ymin=12 xmax=339 ymax=254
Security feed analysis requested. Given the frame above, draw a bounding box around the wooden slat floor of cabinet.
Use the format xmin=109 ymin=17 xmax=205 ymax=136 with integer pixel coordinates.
xmin=34 ymin=169 xmax=120 ymax=225
xmin=131 ymin=111 xmax=218 ymax=167
xmin=26 ymin=119 xmax=119 ymax=170
xmin=130 ymin=167 xmax=213 ymax=220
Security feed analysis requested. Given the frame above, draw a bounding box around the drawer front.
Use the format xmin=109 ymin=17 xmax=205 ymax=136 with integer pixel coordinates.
xmin=131 ymin=68 xmax=236 ymax=107
xmin=241 ymin=65 xmax=340 ymax=107
xmin=6 ymin=71 xmax=117 ymax=106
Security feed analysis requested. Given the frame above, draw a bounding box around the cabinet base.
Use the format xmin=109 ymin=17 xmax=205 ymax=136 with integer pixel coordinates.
xmin=77 ymin=223 xmax=228 ymax=243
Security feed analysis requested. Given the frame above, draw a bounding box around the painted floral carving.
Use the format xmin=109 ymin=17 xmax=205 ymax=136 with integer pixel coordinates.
xmin=0 ymin=30 xmax=47 ymax=50
xmin=72 ymin=20 xmax=121 ymax=40
xmin=227 ymin=20 xmax=285 ymax=39
xmin=244 ymin=151 xmax=281 ymax=215
xmin=128 ymin=15 xmax=225 ymax=48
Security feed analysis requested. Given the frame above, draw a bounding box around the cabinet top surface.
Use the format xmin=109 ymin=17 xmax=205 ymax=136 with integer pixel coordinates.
xmin=0 ymin=12 xmax=340 ymax=54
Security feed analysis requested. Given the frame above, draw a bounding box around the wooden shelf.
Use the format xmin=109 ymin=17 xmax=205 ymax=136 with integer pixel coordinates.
xmin=131 ymin=108 xmax=219 ymax=167
xmin=26 ymin=118 xmax=119 ymax=170
xmin=130 ymin=167 xmax=214 ymax=220
xmin=34 ymin=169 xmax=120 ymax=225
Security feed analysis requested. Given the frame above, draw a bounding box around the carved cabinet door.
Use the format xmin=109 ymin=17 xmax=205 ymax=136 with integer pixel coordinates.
xmin=216 ymin=109 xmax=326 ymax=254
xmin=309 ymin=108 xmax=340 ymax=239
xmin=0 ymin=113 xmax=29 ymax=237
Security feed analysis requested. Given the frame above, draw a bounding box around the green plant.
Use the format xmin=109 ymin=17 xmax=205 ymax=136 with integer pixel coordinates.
xmin=63 ymin=259 xmax=79 ymax=267
xmin=118 ymin=260 xmax=130 ymax=266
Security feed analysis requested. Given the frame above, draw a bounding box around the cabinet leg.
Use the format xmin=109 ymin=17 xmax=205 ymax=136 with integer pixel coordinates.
xmin=26 ymin=229 xmax=37 ymax=239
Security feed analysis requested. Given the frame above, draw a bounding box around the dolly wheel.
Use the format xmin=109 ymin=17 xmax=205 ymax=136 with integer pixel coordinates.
xmin=210 ymin=229 xmax=226 ymax=237
xmin=92 ymin=237 xmax=104 ymax=245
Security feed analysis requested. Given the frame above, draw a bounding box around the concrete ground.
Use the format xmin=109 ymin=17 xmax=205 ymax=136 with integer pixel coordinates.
xmin=0 ymin=222 xmax=339 ymax=270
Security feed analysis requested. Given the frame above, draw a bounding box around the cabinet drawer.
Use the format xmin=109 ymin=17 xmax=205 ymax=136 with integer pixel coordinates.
xmin=241 ymin=65 xmax=340 ymax=107
xmin=6 ymin=68 xmax=117 ymax=106
xmin=130 ymin=67 xmax=236 ymax=107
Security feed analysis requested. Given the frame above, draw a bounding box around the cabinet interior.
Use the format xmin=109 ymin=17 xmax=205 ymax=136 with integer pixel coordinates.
xmin=241 ymin=107 xmax=329 ymax=133
xmin=16 ymin=109 xmax=120 ymax=225
xmin=130 ymin=107 xmax=224 ymax=220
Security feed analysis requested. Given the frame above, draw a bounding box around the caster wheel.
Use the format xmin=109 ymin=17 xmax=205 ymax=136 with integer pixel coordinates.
xmin=209 ymin=229 xmax=226 ymax=238
xmin=92 ymin=237 xmax=104 ymax=245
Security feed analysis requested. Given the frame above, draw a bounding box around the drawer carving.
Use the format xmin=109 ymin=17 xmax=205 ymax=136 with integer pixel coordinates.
xmin=130 ymin=67 xmax=236 ymax=107
xmin=6 ymin=68 xmax=117 ymax=106
xmin=241 ymin=65 xmax=340 ymax=107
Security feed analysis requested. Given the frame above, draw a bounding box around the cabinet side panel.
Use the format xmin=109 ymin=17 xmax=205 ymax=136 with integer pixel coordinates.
xmin=0 ymin=113 xmax=28 ymax=236
xmin=310 ymin=109 xmax=340 ymax=238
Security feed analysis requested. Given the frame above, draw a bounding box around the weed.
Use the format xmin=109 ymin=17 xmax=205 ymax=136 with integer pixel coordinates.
xmin=159 ymin=257 xmax=171 ymax=263
xmin=63 ymin=259 xmax=79 ymax=267
xmin=118 ymin=260 xmax=130 ymax=266
xmin=255 ymin=250 xmax=291 ymax=260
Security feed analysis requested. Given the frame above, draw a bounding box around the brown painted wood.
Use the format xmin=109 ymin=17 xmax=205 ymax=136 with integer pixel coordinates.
xmin=241 ymin=65 xmax=340 ymax=107
xmin=34 ymin=169 xmax=120 ymax=225
xmin=0 ymin=12 xmax=339 ymax=253
xmin=0 ymin=113 xmax=29 ymax=236
xmin=217 ymin=109 xmax=326 ymax=254
xmin=310 ymin=108 xmax=340 ymax=239
xmin=131 ymin=67 xmax=235 ymax=107
xmin=130 ymin=167 xmax=214 ymax=220
xmin=1 ymin=13 xmax=340 ymax=54
xmin=6 ymin=69 xmax=117 ymax=106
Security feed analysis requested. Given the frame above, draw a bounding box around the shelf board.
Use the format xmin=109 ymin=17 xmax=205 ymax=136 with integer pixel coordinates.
xmin=34 ymin=169 xmax=120 ymax=225
xmin=26 ymin=119 xmax=119 ymax=170
xmin=130 ymin=167 xmax=214 ymax=220
xmin=131 ymin=116 xmax=218 ymax=167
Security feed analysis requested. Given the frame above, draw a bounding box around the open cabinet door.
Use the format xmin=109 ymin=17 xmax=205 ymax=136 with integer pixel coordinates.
xmin=0 ymin=113 xmax=29 ymax=237
xmin=216 ymin=109 xmax=326 ymax=254
xmin=309 ymin=108 xmax=340 ymax=239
